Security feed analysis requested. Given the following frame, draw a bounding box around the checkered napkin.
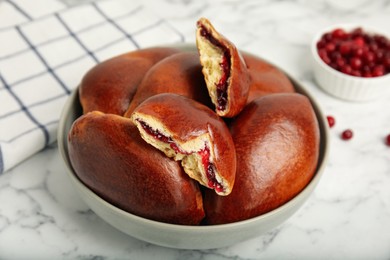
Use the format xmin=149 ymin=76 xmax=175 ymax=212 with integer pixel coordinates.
xmin=0 ymin=0 xmax=185 ymax=174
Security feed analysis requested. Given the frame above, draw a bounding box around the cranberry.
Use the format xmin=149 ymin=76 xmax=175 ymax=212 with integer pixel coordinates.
xmin=317 ymin=39 xmax=326 ymax=49
xmin=339 ymin=42 xmax=352 ymax=55
xmin=323 ymin=32 xmax=333 ymax=41
xmin=351 ymin=70 xmax=362 ymax=77
xmin=330 ymin=62 xmax=338 ymax=70
xmin=363 ymin=72 xmax=372 ymax=78
xmin=341 ymin=64 xmax=352 ymax=74
xmin=362 ymin=65 xmax=372 ymax=77
xmin=351 ymin=27 xmax=363 ymax=37
xmin=383 ymin=56 xmax=390 ymax=69
xmin=352 ymin=46 xmax=364 ymax=57
xmin=325 ymin=42 xmax=336 ymax=53
xmin=318 ymin=49 xmax=331 ymax=64
xmin=354 ymin=37 xmax=365 ymax=47
xmin=341 ymin=129 xmax=353 ymax=140
xmin=375 ymin=50 xmax=385 ymax=62
xmin=332 ymin=28 xmax=347 ymax=39
xmin=326 ymin=116 xmax=336 ymax=128
xmin=375 ymin=35 xmax=388 ymax=47
xmin=369 ymin=42 xmax=379 ymax=52
xmin=350 ymin=57 xmax=363 ymax=69
xmin=362 ymin=65 xmax=370 ymax=73
xmin=336 ymin=57 xmax=346 ymax=68
xmin=386 ymin=134 xmax=390 ymax=146
xmin=330 ymin=51 xmax=341 ymax=61
xmin=372 ymin=65 xmax=385 ymax=77
xmin=362 ymin=51 xmax=375 ymax=63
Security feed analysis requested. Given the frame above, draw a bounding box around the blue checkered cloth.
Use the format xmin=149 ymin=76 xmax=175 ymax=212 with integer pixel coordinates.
xmin=0 ymin=0 xmax=185 ymax=174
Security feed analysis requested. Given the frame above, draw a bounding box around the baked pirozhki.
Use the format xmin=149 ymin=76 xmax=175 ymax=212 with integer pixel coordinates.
xmin=131 ymin=93 xmax=236 ymax=196
xmin=243 ymin=53 xmax=295 ymax=103
xmin=124 ymin=52 xmax=211 ymax=117
xmin=204 ymin=93 xmax=320 ymax=224
xmin=79 ymin=47 xmax=180 ymax=115
xmin=68 ymin=111 xmax=205 ymax=225
xmin=196 ymin=17 xmax=250 ymax=118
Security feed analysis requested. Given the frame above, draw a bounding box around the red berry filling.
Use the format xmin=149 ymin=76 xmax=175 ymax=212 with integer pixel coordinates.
xmin=198 ymin=147 xmax=223 ymax=193
xmin=317 ymin=27 xmax=390 ymax=77
xmin=199 ymin=25 xmax=231 ymax=111
xmin=137 ymin=120 xmax=190 ymax=155
xmin=137 ymin=120 xmax=223 ymax=192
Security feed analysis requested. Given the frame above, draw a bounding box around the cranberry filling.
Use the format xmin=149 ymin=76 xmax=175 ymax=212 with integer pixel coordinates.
xmin=137 ymin=119 xmax=224 ymax=192
xmin=199 ymin=25 xmax=231 ymax=111
xmin=137 ymin=120 xmax=189 ymax=154
xmin=198 ymin=147 xmax=224 ymax=193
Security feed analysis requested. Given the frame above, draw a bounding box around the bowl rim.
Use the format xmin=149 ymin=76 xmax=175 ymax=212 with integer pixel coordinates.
xmin=311 ymin=23 xmax=390 ymax=82
xmin=58 ymin=43 xmax=330 ymax=232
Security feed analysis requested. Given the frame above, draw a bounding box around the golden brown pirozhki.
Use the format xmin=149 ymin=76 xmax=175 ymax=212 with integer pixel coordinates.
xmin=204 ymin=93 xmax=320 ymax=224
xmin=243 ymin=53 xmax=295 ymax=103
xmin=67 ymin=17 xmax=322 ymax=226
xmin=124 ymin=52 xmax=212 ymax=117
xmin=68 ymin=111 xmax=205 ymax=225
xmin=131 ymin=93 xmax=236 ymax=196
xmin=79 ymin=47 xmax=180 ymax=115
xmin=196 ymin=17 xmax=250 ymax=118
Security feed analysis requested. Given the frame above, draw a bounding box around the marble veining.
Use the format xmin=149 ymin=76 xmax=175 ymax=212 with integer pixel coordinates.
xmin=1 ymin=0 xmax=390 ymax=259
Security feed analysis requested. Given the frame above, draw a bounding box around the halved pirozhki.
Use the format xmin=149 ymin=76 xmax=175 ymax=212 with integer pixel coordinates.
xmin=196 ymin=17 xmax=250 ymax=118
xmin=131 ymin=93 xmax=236 ymax=196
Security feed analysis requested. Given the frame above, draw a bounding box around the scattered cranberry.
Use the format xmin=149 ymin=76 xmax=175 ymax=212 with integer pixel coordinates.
xmin=386 ymin=134 xmax=390 ymax=146
xmin=341 ymin=129 xmax=353 ymax=140
xmin=326 ymin=116 xmax=336 ymax=128
xmin=316 ymin=27 xmax=390 ymax=78
xmin=327 ymin=118 xmax=390 ymax=146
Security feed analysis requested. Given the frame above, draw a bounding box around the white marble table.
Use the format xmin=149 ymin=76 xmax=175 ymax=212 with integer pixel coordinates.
xmin=1 ymin=0 xmax=390 ymax=259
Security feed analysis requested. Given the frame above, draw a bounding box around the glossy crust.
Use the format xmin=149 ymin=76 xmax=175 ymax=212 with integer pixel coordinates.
xmin=68 ymin=111 xmax=205 ymax=225
xmin=124 ymin=52 xmax=212 ymax=117
xmin=196 ymin=17 xmax=250 ymax=118
xmin=79 ymin=47 xmax=180 ymax=115
xmin=204 ymin=93 xmax=320 ymax=224
xmin=131 ymin=93 xmax=236 ymax=196
xmin=243 ymin=53 xmax=295 ymax=103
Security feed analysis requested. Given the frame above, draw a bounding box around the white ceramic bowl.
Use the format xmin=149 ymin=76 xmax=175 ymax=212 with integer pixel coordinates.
xmin=311 ymin=24 xmax=390 ymax=101
xmin=58 ymin=44 xmax=329 ymax=250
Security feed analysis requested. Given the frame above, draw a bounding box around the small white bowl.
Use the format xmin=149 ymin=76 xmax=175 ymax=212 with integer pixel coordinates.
xmin=58 ymin=44 xmax=329 ymax=250
xmin=311 ymin=24 xmax=390 ymax=101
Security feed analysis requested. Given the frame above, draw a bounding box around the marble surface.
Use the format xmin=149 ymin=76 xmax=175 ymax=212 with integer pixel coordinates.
xmin=1 ymin=0 xmax=390 ymax=259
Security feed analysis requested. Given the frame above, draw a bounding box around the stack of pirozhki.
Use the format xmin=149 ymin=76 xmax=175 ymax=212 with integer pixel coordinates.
xmin=68 ymin=18 xmax=320 ymax=225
